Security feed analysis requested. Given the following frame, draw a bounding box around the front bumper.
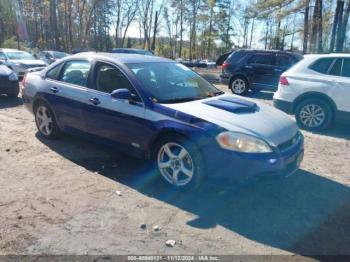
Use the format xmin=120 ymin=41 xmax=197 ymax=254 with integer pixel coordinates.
xmin=203 ymin=133 xmax=304 ymax=181
xmin=273 ymin=99 xmax=294 ymax=114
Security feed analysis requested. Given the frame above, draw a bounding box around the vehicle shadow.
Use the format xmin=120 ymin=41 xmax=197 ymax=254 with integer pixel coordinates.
xmin=246 ymin=90 xmax=274 ymax=101
xmin=310 ymin=123 xmax=350 ymax=140
xmin=0 ymin=95 xmax=23 ymax=109
xmin=36 ymin=133 xmax=350 ymax=256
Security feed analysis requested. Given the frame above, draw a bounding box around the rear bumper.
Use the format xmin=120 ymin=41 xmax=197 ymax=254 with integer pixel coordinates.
xmin=273 ymin=99 xmax=293 ymax=114
xmin=219 ymin=74 xmax=230 ymax=85
xmin=0 ymin=81 xmax=19 ymax=94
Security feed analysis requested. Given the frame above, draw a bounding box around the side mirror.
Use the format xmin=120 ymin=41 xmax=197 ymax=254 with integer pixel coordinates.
xmin=111 ymin=88 xmax=133 ymax=100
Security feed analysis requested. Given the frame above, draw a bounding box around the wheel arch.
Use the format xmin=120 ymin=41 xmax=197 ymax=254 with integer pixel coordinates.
xmin=32 ymin=95 xmax=62 ymax=130
xmin=292 ymin=92 xmax=337 ymax=115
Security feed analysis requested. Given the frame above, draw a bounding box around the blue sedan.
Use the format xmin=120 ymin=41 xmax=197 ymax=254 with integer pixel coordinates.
xmin=22 ymin=53 xmax=304 ymax=189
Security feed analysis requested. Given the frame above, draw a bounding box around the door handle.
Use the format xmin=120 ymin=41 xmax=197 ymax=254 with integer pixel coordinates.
xmin=89 ymin=98 xmax=101 ymax=105
xmin=245 ymin=65 xmax=253 ymax=69
xmin=50 ymin=87 xmax=59 ymax=93
xmin=274 ymin=68 xmax=283 ymax=72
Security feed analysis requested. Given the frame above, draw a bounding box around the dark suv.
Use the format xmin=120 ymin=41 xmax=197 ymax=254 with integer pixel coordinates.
xmin=220 ymin=50 xmax=303 ymax=95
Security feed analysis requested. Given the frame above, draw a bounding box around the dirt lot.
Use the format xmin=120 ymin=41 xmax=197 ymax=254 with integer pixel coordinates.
xmin=0 ymin=77 xmax=350 ymax=257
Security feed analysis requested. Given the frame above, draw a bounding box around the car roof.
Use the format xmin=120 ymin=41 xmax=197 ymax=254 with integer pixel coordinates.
xmin=237 ymin=49 xmax=302 ymax=56
xmin=304 ymin=53 xmax=350 ymax=58
xmin=71 ymin=52 xmax=172 ymax=64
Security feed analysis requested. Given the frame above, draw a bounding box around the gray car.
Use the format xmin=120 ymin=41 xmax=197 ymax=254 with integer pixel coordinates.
xmin=0 ymin=49 xmax=47 ymax=79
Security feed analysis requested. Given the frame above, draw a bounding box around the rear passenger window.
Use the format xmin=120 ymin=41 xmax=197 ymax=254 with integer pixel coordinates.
xmin=309 ymin=58 xmax=334 ymax=74
xmin=342 ymin=59 xmax=350 ymax=77
xmin=329 ymin=59 xmax=342 ymax=76
xmin=59 ymin=60 xmax=91 ymax=87
xmin=46 ymin=63 xmax=63 ymax=80
xmin=276 ymin=55 xmax=292 ymax=67
xmin=248 ymin=53 xmax=273 ymax=65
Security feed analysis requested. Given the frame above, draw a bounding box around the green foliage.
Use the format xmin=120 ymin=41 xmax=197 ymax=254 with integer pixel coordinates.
xmin=1 ymin=36 xmax=28 ymax=51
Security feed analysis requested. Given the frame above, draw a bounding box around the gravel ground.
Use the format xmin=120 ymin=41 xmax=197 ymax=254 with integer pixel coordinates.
xmin=0 ymin=75 xmax=350 ymax=257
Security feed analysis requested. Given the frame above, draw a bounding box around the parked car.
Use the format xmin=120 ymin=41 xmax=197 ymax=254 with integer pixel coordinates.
xmin=220 ymin=49 xmax=303 ymax=95
xmin=0 ymin=64 xmax=19 ymax=98
xmin=22 ymin=53 xmax=304 ymax=189
xmin=112 ymin=48 xmax=154 ymax=56
xmin=38 ymin=50 xmax=69 ymax=64
xmin=198 ymin=59 xmax=217 ymax=69
xmin=0 ymin=49 xmax=47 ymax=79
xmin=273 ymin=54 xmax=350 ymax=131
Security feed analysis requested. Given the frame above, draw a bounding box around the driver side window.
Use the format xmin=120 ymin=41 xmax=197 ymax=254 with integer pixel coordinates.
xmin=95 ymin=62 xmax=140 ymax=101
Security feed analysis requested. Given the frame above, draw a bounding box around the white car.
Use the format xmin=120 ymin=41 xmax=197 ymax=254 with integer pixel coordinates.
xmin=273 ymin=54 xmax=350 ymax=131
xmin=0 ymin=49 xmax=47 ymax=79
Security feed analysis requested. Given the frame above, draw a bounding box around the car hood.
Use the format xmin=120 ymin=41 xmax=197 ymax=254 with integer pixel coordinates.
xmin=10 ymin=60 xmax=47 ymax=66
xmin=0 ymin=65 xmax=13 ymax=76
xmin=161 ymin=94 xmax=299 ymax=147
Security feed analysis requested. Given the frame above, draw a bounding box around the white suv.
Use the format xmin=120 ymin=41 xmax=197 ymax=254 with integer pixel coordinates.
xmin=273 ymin=54 xmax=350 ymax=131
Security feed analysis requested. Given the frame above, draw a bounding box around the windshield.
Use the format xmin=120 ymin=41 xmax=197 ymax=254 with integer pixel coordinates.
xmin=6 ymin=51 xmax=35 ymax=60
xmin=53 ymin=51 xmax=67 ymax=58
xmin=128 ymin=63 xmax=222 ymax=103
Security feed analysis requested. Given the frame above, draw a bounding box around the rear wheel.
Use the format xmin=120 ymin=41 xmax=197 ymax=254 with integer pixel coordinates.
xmin=230 ymin=76 xmax=249 ymax=95
xmin=34 ymin=101 xmax=61 ymax=139
xmin=154 ymin=134 xmax=205 ymax=190
xmin=295 ymin=98 xmax=333 ymax=131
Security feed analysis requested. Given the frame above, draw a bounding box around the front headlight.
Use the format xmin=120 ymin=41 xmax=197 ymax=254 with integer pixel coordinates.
xmin=216 ymin=131 xmax=272 ymax=153
xmin=8 ymin=73 xmax=18 ymax=81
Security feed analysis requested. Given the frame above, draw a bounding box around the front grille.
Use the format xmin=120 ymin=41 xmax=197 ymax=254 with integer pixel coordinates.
xmin=277 ymin=132 xmax=301 ymax=151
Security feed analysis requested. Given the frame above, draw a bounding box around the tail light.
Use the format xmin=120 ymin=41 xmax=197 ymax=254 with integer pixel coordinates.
xmin=279 ymin=76 xmax=289 ymax=86
xmin=21 ymin=73 xmax=27 ymax=94
xmin=222 ymin=61 xmax=230 ymax=69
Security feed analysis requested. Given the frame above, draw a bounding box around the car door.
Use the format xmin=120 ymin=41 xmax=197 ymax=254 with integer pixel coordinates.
xmin=43 ymin=59 xmax=92 ymax=134
xmin=83 ymin=61 xmax=151 ymax=153
xmin=245 ymin=52 xmax=276 ymax=89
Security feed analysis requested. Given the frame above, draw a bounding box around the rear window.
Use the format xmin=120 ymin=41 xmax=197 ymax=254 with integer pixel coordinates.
xmin=227 ymin=51 xmax=247 ymax=64
xmin=309 ymin=58 xmax=335 ymax=74
xmin=248 ymin=53 xmax=274 ymax=65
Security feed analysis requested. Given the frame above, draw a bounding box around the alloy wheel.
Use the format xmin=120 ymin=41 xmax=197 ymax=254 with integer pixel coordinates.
xmin=157 ymin=142 xmax=194 ymax=186
xmin=36 ymin=105 xmax=53 ymax=136
xmin=299 ymin=104 xmax=326 ymax=128
xmin=231 ymin=79 xmax=246 ymax=94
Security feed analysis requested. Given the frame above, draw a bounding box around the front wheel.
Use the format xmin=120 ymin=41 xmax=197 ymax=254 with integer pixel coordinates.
xmin=35 ymin=101 xmax=62 ymax=139
xmin=295 ymin=99 xmax=333 ymax=131
xmin=154 ymin=134 xmax=205 ymax=190
xmin=230 ymin=77 xmax=249 ymax=95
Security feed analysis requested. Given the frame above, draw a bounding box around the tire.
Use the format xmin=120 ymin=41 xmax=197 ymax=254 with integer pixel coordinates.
xmin=34 ymin=101 xmax=62 ymax=139
xmin=230 ymin=76 xmax=249 ymax=95
xmin=153 ymin=134 xmax=206 ymax=190
xmin=295 ymin=98 xmax=333 ymax=131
